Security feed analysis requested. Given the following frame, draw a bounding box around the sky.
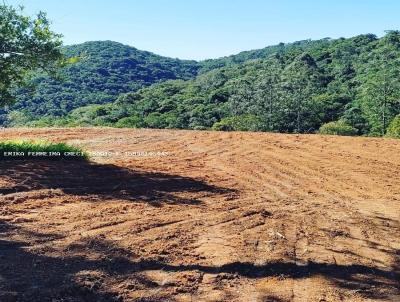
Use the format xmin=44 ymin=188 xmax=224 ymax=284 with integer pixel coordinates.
xmin=6 ymin=0 xmax=400 ymax=60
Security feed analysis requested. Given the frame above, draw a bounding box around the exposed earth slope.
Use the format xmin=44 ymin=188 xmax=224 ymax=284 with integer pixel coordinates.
xmin=0 ymin=129 xmax=399 ymax=301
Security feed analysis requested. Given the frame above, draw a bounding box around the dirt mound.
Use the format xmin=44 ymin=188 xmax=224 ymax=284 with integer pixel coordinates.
xmin=0 ymin=128 xmax=399 ymax=301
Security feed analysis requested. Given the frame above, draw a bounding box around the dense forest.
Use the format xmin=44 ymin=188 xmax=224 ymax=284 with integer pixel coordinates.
xmin=0 ymin=41 xmax=199 ymax=122
xmin=2 ymin=32 xmax=400 ymax=137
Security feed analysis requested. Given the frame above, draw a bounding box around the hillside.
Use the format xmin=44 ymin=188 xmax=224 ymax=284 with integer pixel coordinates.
xmin=198 ymin=38 xmax=333 ymax=73
xmin=0 ymin=41 xmax=199 ymax=122
xmin=1 ymin=39 xmax=321 ymax=126
xmin=2 ymin=32 xmax=400 ymax=137
xmin=1 ymin=128 xmax=399 ymax=301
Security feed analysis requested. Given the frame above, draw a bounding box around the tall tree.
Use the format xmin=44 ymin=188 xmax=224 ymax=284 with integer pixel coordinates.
xmin=0 ymin=4 xmax=62 ymax=105
xmin=254 ymin=60 xmax=282 ymax=131
xmin=229 ymin=77 xmax=255 ymax=116
xmin=281 ymin=53 xmax=323 ymax=133
xmin=359 ymin=31 xmax=400 ymax=135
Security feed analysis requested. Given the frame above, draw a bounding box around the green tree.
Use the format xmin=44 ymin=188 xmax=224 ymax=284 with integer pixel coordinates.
xmin=229 ymin=77 xmax=255 ymax=115
xmin=0 ymin=4 xmax=63 ymax=105
xmin=359 ymin=31 xmax=400 ymax=135
xmin=254 ymin=60 xmax=282 ymax=131
xmin=280 ymin=53 xmax=324 ymax=133
xmin=319 ymin=120 xmax=358 ymax=136
xmin=386 ymin=115 xmax=400 ymax=138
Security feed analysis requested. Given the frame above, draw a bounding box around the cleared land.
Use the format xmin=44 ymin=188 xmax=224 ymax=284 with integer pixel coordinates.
xmin=0 ymin=128 xmax=399 ymax=302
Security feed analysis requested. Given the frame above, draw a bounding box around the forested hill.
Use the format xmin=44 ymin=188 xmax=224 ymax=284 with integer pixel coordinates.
xmin=1 ymin=41 xmax=200 ymax=120
xmin=1 ymin=37 xmax=368 ymax=123
xmin=199 ymin=38 xmax=333 ymax=73
xmin=3 ymin=32 xmax=400 ymax=137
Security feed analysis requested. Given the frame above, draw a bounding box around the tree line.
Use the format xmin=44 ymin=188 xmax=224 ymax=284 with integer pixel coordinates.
xmin=1 ymin=4 xmax=400 ymax=137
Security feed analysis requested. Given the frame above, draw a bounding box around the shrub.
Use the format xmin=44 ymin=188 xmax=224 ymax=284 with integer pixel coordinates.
xmin=144 ymin=113 xmax=168 ymax=129
xmin=0 ymin=140 xmax=88 ymax=160
xmin=212 ymin=115 xmax=263 ymax=131
xmin=6 ymin=110 xmax=33 ymax=126
xmin=212 ymin=119 xmax=234 ymax=131
xmin=319 ymin=120 xmax=358 ymax=136
xmin=192 ymin=125 xmax=208 ymax=130
xmin=386 ymin=115 xmax=400 ymax=138
xmin=26 ymin=117 xmax=55 ymax=127
xmin=115 ymin=116 xmax=145 ymax=128
xmin=67 ymin=105 xmax=112 ymax=126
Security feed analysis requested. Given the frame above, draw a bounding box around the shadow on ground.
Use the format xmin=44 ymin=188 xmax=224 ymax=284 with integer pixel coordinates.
xmin=0 ymin=160 xmax=399 ymax=301
xmin=0 ymin=160 xmax=233 ymax=206
xmin=0 ymin=222 xmax=398 ymax=302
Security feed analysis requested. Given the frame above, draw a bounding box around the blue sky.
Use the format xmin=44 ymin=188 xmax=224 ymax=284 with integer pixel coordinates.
xmin=6 ymin=0 xmax=400 ymax=60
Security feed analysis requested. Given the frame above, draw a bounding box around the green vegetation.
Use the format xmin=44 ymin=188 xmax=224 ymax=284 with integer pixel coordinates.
xmin=319 ymin=120 xmax=358 ymax=136
xmin=1 ymin=41 xmax=199 ymax=120
xmin=1 ymin=5 xmax=400 ymax=139
xmin=212 ymin=115 xmax=263 ymax=131
xmin=0 ymin=4 xmax=63 ymax=106
xmin=0 ymin=140 xmax=88 ymax=160
xmin=386 ymin=115 xmax=400 ymax=138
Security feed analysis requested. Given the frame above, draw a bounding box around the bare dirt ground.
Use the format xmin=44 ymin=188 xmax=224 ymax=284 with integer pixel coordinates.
xmin=0 ymin=128 xmax=399 ymax=302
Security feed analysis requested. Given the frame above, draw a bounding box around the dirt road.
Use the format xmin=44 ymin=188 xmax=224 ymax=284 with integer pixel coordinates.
xmin=0 ymin=128 xmax=399 ymax=301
